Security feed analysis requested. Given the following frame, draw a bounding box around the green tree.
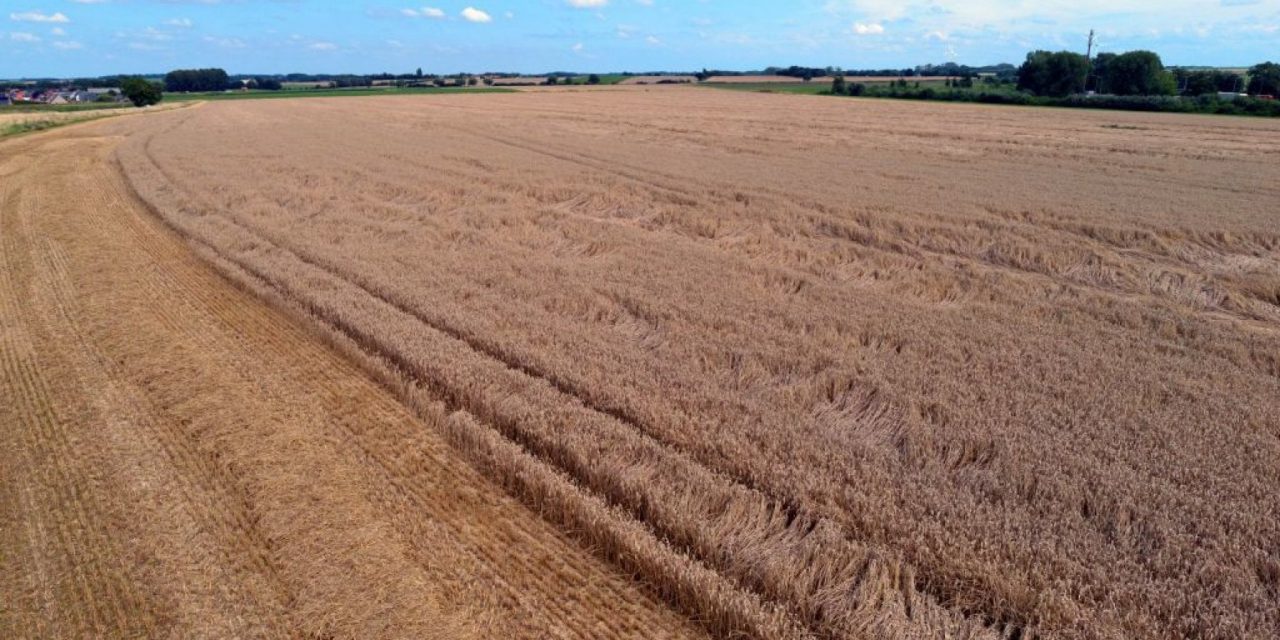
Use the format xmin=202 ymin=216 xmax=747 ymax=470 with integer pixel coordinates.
xmin=1089 ymin=52 xmax=1116 ymax=93
xmin=120 ymin=77 xmax=162 ymax=107
xmin=1246 ymin=61 xmax=1280 ymax=96
xmin=1017 ymin=50 xmax=1090 ymax=97
xmin=416 ymin=67 xmax=423 ymax=78
xmin=831 ymin=75 xmax=846 ymax=94
xmin=588 ymin=73 xmax=601 ymax=85
xmin=163 ymin=68 xmax=230 ymax=92
xmin=1174 ymin=69 xmax=1241 ymax=96
xmin=1105 ymin=51 xmax=1175 ymax=96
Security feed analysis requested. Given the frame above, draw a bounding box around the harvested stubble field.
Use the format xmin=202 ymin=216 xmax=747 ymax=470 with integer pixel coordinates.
xmin=5 ymin=87 xmax=1280 ymax=639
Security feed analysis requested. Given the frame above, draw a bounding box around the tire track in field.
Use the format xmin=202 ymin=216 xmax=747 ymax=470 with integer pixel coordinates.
xmin=0 ymin=166 xmax=155 ymax=639
xmin=20 ymin=141 xmax=298 ymax=638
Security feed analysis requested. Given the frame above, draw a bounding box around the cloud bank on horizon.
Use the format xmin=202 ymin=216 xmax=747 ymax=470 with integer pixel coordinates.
xmin=4 ymin=0 xmax=1278 ymax=77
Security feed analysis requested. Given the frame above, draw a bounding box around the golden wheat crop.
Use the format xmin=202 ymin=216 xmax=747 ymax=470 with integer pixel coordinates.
xmin=105 ymin=87 xmax=1280 ymax=639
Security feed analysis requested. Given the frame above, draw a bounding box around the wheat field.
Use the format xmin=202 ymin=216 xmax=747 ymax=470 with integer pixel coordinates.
xmin=6 ymin=87 xmax=1280 ymax=639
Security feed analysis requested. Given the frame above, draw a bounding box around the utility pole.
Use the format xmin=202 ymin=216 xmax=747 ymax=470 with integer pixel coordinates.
xmin=1083 ymin=29 xmax=1098 ymax=93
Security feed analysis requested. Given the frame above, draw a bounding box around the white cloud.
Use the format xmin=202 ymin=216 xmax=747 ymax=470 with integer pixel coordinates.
xmin=10 ymin=31 xmax=40 ymax=42
xmin=203 ymin=35 xmax=246 ymax=48
xmin=831 ymin=0 xmax=1280 ymax=42
xmin=164 ymin=18 xmax=193 ymax=28
xmin=50 ymin=26 xmax=65 ymax=35
xmin=645 ymin=35 xmax=661 ymax=45
xmin=568 ymin=0 xmax=608 ymax=7
xmin=853 ymin=22 xmax=884 ymax=35
xmin=53 ymin=40 xmax=84 ymax=49
xmin=68 ymin=0 xmax=107 ymax=4
xmin=309 ymin=41 xmax=338 ymax=50
xmin=10 ymin=11 xmax=70 ymax=23
xmin=142 ymin=26 xmax=172 ymax=41
xmin=461 ymin=7 xmax=491 ymax=23
xmin=402 ymin=7 xmax=445 ymax=19
xmin=572 ymin=42 xmax=584 ymax=52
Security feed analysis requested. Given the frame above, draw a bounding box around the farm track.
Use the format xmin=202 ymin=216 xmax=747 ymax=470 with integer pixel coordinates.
xmin=0 ymin=120 xmax=708 ymax=639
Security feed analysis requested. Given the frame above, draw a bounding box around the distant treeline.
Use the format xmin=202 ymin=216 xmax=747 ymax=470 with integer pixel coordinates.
xmin=0 ymin=75 xmax=136 ymax=91
xmin=162 ymin=68 xmax=282 ymax=92
xmin=828 ymin=52 xmax=1280 ymax=117
xmin=696 ymin=63 xmax=1018 ymax=81
xmin=839 ymin=83 xmax=1280 ymax=117
xmin=1014 ymin=51 xmax=1276 ymax=98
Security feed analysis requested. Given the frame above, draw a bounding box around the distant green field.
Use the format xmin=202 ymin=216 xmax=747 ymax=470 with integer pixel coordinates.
xmin=699 ymin=82 xmax=832 ymax=95
xmin=704 ymin=78 xmax=966 ymax=95
xmin=568 ymin=74 xmax=628 ymax=85
xmin=166 ymin=86 xmax=515 ymax=102
xmin=1 ymin=102 xmax=131 ymax=113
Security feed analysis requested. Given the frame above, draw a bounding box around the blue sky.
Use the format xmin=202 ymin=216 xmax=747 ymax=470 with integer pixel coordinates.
xmin=4 ymin=1 xmax=1279 ymax=78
